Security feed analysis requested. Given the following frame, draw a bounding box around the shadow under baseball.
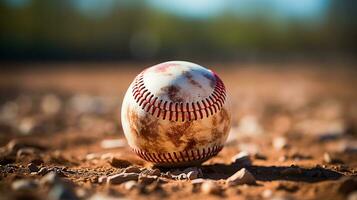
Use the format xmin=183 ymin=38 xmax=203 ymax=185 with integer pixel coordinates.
xmin=198 ymin=163 xmax=343 ymax=183
xmin=157 ymin=162 xmax=343 ymax=183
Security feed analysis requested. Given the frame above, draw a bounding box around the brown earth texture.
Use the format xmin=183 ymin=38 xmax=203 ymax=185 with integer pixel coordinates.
xmin=0 ymin=62 xmax=356 ymax=200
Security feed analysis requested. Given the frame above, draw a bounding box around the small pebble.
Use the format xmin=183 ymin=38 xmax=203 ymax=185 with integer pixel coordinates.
xmin=231 ymin=151 xmax=252 ymax=166
xmin=175 ymin=173 xmax=187 ymax=180
xmin=139 ymin=175 xmax=158 ymax=185
xmin=191 ymin=178 xmax=205 ymax=185
xmin=100 ymin=139 xmax=126 ymax=149
xmin=124 ymin=180 xmax=137 ymax=190
xmin=109 ymin=157 xmax=132 ymax=168
xmin=262 ymin=189 xmax=273 ymax=198
xmin=187 ymin=171 xmax=199 ymax=180
xmin=323 ymin=152 xmax=342 ymax=164
xmin=201 ymin=181 xmax=221 ymax=195
xmin=124 ymin=166 xmax=141 ymax=173
xmin=86 ymin=153 xmax=100 ymax=161
xmin=12 ymin=179 xmax=37 ymax=190
xmin=273 ymin=137 xmax=288 ymax=150
xmin=107 ymin=173 xmax=139 ymax=185
xmin=16 ymin=148 xmax=37 ymax=157
xmin=226 ymin=168 xmax=256 ymax=186
xmin=37 ymin=167 xmax=49 ymax=175
xmin=98 ymin=176 xmax=107 ymax=184
xmin=75 ymin=188 xmax=88 ymax=199
xmin=41 ymin=94 xmax=62 ymax=115
xmin=100 ymin=153 xmax=114 ymax=160
xmin=278 ymin=156 xmax=288 ymax=162
xmin=147 ymin=168 xmax=161 ymax=176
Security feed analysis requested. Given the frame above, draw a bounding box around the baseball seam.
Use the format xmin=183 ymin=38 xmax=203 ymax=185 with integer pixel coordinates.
xmin=132 ymin=71 xmax=226 ymax=122
xmin=131 ymin=145 xmax=223 ymax=164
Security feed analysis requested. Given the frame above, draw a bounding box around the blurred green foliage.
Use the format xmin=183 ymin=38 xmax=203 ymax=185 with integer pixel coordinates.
xmin=0 ymin=0 xmax=356 ymax=60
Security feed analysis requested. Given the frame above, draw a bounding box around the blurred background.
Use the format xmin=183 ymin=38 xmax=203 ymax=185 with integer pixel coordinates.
xmin=0 ymin=0 xmax=356 ymax=62
xmin=0 ymin=3 xmax=357 ymax=199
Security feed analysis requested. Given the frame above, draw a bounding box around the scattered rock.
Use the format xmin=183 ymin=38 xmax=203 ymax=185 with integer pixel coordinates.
xmin=41 ymin=94 xmax=62 ymax=115
xmin=147 ymin=168 xmax=161 ymax=176
xmin=16 ymin=148 xmax=37 ymax=157
xmin=278 ymin=156 xmax=288 ymax=162
xmin=12 ymin=179 xmax=37 ymax=190
xmin=27 ymin=163 xmax=39 ymax=172
xmin=323 ymin=152 xmax=343 ymax=164
xmin=109 ymin=157 xmax=132 ymax=168
xmin=107 ymin=173 xmax=139 ymax=185
xmin=273 ymin=137 xmax=288 ymax=150
xmin=174 ymin=173 xmax=187 ymax=180
xmin=98 ymin=176 xmax=107 ymax=184
xmin=139 ymin=175 xmax=158 ymax=185
xmin=100 ymin=153 xmax=114 ymax=160
xmin=124 ymin=165 xmax=141 ymax=173
xmin=239 ymin=143 xmax=260 ymax=155
xmin=191 ymin=178 xmax=205 ymax=185
xmin=262 ymin=189 xmax=273 ymax=198
xmin=201 ymin=181 xmax=221 ymax=195
xmin=237 ymin=115 xmax=263 ymax=136
xmin=187 ymin=171 xmax=199 ymax=180
xmin=182 ymin=167 xmax=200 ymax=180
xmin=226 ymin=168 xmax=256 ymax=186
xmin=100 ymin=139 xmax=126 ymax=149
xmin=231 ymin=151 xmax=252 ymax=166
xmin=18 ymin=118 xmax=36 ymax=135
xmin=49 ymin=168 xmax=66 ymax=177
xmin=37 ymin=167 xmax=49 ymax=175
xmin=7 ymin=139 xmax=46 ymax=153
xmin=290 ymin=153 xmax=312 ymax=160
xmin=124 ymin=180 xmax=137 ymax=190
xmin=85 ymin=153 xmax=100 ymax=161
xmin=75 ymin=188 xmax=89 ymax=199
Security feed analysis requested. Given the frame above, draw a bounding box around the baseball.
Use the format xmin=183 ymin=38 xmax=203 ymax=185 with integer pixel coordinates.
xmin=121 ymin=61 xmax=231 ymax=167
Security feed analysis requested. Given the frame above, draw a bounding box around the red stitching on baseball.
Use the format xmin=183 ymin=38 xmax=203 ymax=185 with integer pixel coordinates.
xmin=132 ymin=71 xmax=226 ymax=122
xmin=131 ymin=145 xmax=223 ymax=164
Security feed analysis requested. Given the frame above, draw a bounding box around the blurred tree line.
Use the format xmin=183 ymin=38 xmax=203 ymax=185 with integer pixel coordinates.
xmin=0 ymin=0 xmax=356 ymax=61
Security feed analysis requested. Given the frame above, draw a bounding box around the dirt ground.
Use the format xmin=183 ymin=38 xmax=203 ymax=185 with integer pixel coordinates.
xmin=0 ymin=62 xmax=357 ymax=200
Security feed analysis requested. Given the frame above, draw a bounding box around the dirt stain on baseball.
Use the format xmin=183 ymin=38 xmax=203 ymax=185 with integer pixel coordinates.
xmin=127 ymin=106 xmax=140 ymax=137
xmin=184 ymin=138 xmax=197 ymax=151
xmin=166 ymin=121 xmax=192 ymax=148
xmin=202 ymin=72 xmax=216 ymax=88
xmin=219 ymin=107 xmax=230 ymax=124
xmin=160 ymin=85 xmax=184 ymax=102
xmin=183 ymin=71 xmax=202 ymax=89
xmin=128 ymin=107 xmax=165 ymax=152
